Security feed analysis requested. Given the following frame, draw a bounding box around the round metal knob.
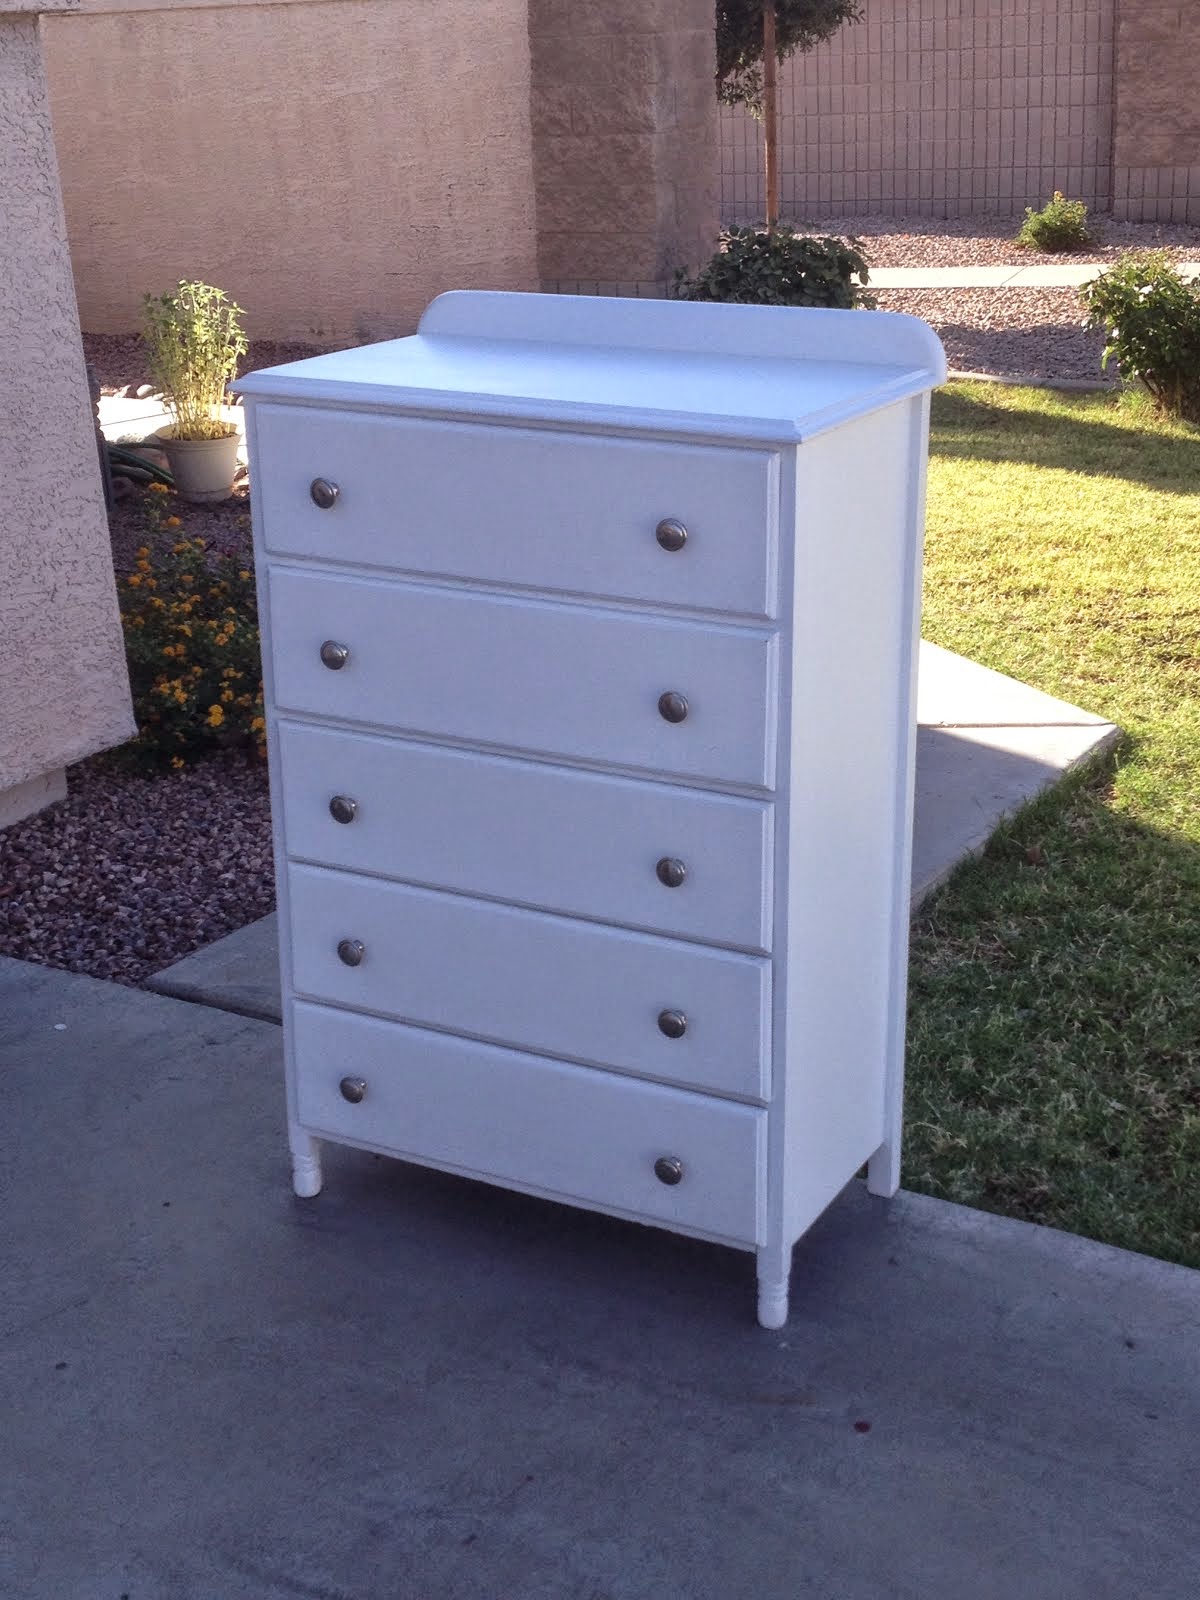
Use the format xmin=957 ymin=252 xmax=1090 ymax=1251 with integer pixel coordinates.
xmin=658 ymin=691 xmax=689 ymax=724
xmin=654 ymin=1156 xmax=684 ymax=1186
xmin=320 ymin=640 xmax=349 ymax=671
xmin=655 ymin=518 xmax=688 ymax=553
xmin=339 ymin=1076 xmax=367 ymax=1104
xmin=655 ymin=857 xmax=687 ymax=889
xmin=329 ymin=795 xmax=358 ymax=825
xmin=310 ymin=478 xmax=339 ymax=510
xmin=657 ymin=1009 xmax=688 ymax=1040
xmin=337 ymin=938 xmax=365 ymax=968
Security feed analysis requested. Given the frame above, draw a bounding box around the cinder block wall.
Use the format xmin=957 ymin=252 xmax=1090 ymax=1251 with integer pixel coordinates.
xmin=44 ymin=0 xmax=540 ymax=341
xmin=529 ymin=0 xmax=718 ymax=296
xmin=722 ymin=0 xmax=1118 ymax=221
xmin=1112 ymin=1 xmax=1200 ymax=222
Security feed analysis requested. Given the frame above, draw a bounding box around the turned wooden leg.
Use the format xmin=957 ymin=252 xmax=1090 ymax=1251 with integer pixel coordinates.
xmin=756 ymin=1245 xmax=791 ymax=1329
xmin=867 ymin=1138 xmax=901 ymax=1198
xmin=290 ymin=1127 xmax=322 ymax=1198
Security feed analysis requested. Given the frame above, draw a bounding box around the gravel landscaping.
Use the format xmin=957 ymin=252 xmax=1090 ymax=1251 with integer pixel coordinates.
xmin=0 ymin=753 xmax=273 ymax=987
xmin=3 ymin=219 xmax=1193 ymax=992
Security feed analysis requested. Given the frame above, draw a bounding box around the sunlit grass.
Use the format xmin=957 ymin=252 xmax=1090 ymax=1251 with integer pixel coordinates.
xmin=906 ymin=383 xmax=1200 ymax=1265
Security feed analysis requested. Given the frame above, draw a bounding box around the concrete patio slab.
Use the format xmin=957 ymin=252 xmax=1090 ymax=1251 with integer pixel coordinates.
xmin=147 ymin=642 xmax=1119 ymax=1023
xmin=2 ymin=953 xmax=1196 ymax=1600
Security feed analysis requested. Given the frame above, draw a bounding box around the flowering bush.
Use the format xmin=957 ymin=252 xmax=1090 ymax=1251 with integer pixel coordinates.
xmin=1017 ymin=191 xmax=1092 ymax=253
xmin=118 ymin=486 xmax=264 ymax=768
xmin=1080 ymin=251 xmax=1200 ymax=423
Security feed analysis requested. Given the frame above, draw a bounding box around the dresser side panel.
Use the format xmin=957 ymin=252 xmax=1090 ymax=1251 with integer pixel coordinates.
xmin=777 ymin=398 xmax=926 ymax=1243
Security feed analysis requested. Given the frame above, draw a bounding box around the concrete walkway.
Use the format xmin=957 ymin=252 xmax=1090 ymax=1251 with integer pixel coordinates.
xmin=870 ymin=260 xmax=1200 ymax=289
xmin=2 ymin=952 xmax=1197 ymax=1599
xmin=148 ymin=641 xmax=1119 ymax=1023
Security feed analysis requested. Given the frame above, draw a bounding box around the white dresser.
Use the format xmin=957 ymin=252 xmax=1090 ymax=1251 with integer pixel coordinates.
xmin=239 ymin=292 xmax=946 ymax=1328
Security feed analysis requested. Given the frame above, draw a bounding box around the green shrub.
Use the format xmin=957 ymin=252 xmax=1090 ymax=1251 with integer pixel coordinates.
xmin=673 ymin=225 xmax=874 ymax=309
xmin=1080 ymin=251 xmax=1200 ymax=423
xmin=1016 ymin=191 xmax=1093 ymax=253
xmin=118 ymin=489 xmax=264 ymax=769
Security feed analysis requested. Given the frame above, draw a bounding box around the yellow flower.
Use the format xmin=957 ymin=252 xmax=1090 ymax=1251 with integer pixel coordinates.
xmin=127 ymin=574 xmax=142 ymax=587
xmin=170 ymin=756 xmax=185 ymax=770
xmin=238 ymin=571 xmax=251 ymax=581
xmin=180 ymin=574 xmax=194 ymax=586
xmin=148 ymin=482 xmax=169 ymax=496
xmin=250 ymin=715 xmax=265 ymax=733
xmin=137 ymin=545 xmax=150 ymax=557
xmin=173 ymin=543 xmax=187 ymax=555
xmin=221 ymin=689 xmax=234 ymax=703
xmin=165 ymin=517 xmax=182 ymax=529
xmin=206 ymin=704 xmax=225 ymax=727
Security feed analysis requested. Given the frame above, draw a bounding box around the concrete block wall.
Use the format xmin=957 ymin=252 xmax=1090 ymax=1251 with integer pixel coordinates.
xmin=1112 ymin=1 xmax=1200 ymax=223
xmin=529 ymin=0 xmax=718 ymax=296
xmin=722 ymin=0 xmax=1118 ymax=221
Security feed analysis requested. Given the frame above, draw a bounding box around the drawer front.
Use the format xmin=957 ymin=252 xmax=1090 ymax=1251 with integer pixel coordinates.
xmin=254 ymin=405 xmax=778 ymax=618
xmin=268 ymin=568 xmax=777 ymax=789
xmin=277 ymin=722 xmax=774 ymax=952
xmin=287 ymin=864 xmax=771 ymax=1101
xmin=291 ymin=1001 xmax=765 ymax=1246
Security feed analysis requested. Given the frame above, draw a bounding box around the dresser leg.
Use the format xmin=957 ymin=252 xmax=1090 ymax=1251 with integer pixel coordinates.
xmin=866 ymin=1139 xmax=900 ymax=1198
xmin=290 ymin=1130 xmax=323 ymax=1198
xmin=756 ymin=1247 xmax=791 ymax=1329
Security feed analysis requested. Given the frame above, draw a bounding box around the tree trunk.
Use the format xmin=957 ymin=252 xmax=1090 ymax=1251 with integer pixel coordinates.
xmin=762 ymin=1 xmax=780 ymax=229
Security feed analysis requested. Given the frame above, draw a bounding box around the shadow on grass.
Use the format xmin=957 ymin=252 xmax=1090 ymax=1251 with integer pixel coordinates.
xmin=930 ymin=383 xmax=1199 ymax=495
xmin=904 ymin=751 xmax=1200 ymax=1270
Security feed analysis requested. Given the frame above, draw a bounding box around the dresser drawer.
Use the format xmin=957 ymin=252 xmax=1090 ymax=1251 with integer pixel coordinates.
xmin=287 ymin=864 xmax=771 ymax=1101
xmin=277 ymin=722 xmax=774 ymax=952
xmin=291 ymin=1001 xmax=765 ymax=1246
xmin=253 ymin=405 xmax=778 ymax=619
xmin=268 ymin=568 xmax=777 ymax=788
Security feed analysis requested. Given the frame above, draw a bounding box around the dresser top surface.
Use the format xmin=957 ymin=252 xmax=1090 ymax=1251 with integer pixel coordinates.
xmin=237 ymin=292 xmax=946 ymax=443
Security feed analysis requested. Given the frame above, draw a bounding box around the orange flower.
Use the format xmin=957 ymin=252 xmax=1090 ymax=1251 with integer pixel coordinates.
xmin=165 ymin=517 xmax=182 ymax=529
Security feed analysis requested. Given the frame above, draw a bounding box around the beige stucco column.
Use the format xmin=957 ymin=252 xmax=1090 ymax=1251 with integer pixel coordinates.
xmin=529 ymin=0 xmax=719 ymax=294
xmin=0 ymin=0 xmax=134 ymax=826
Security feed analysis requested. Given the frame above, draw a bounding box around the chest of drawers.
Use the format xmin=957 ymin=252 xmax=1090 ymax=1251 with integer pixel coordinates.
xmin=239 ymin=291 xmax=945 ymax=1328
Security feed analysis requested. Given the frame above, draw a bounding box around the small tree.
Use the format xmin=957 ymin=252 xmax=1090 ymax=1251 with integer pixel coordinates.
xmin=717 ymin=1 xmax=864 ymax=227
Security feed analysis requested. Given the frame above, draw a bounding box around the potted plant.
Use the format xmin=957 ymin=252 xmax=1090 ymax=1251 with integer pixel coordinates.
xmin=142 ymin=280 xmax=248 ymax=502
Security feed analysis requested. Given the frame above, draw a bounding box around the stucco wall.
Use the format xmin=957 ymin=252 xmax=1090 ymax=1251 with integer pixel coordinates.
xmin=1112 ymin=1 xmax=1200 ymax=223
xmin=0 ymin=3 xmax=134 ymax=804
xmin=43 ymin=0 xmax=539 ymax=340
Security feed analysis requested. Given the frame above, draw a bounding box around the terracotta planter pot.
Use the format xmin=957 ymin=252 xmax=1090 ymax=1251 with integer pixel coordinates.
xmin=156 ymin=427 xmax=241 ymax=503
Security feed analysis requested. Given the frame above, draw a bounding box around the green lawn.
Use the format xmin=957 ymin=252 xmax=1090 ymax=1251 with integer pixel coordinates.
xmin=906 ymin=382 xmax=1200 ymax=1268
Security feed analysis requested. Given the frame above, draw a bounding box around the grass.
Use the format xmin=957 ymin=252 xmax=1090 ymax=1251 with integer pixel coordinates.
xmin=906 ymin=382 xmax=1200 ymax=1268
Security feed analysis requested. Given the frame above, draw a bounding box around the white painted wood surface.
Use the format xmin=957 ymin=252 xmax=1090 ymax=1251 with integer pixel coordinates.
xmin=256 ymin=406 xmax=780 ymax=619
xmin=240 ymin=291 xmax=945 ymax=1328
xmin=276 ymin=721 xmax=775 ymax=950
xmin=267 ymin=566 xmax=778 ymax=787
xmin=287 ymin=863 xmax=772 ymax=1101
xmin=292 ymin=1001 xmax=765 ymax=1247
